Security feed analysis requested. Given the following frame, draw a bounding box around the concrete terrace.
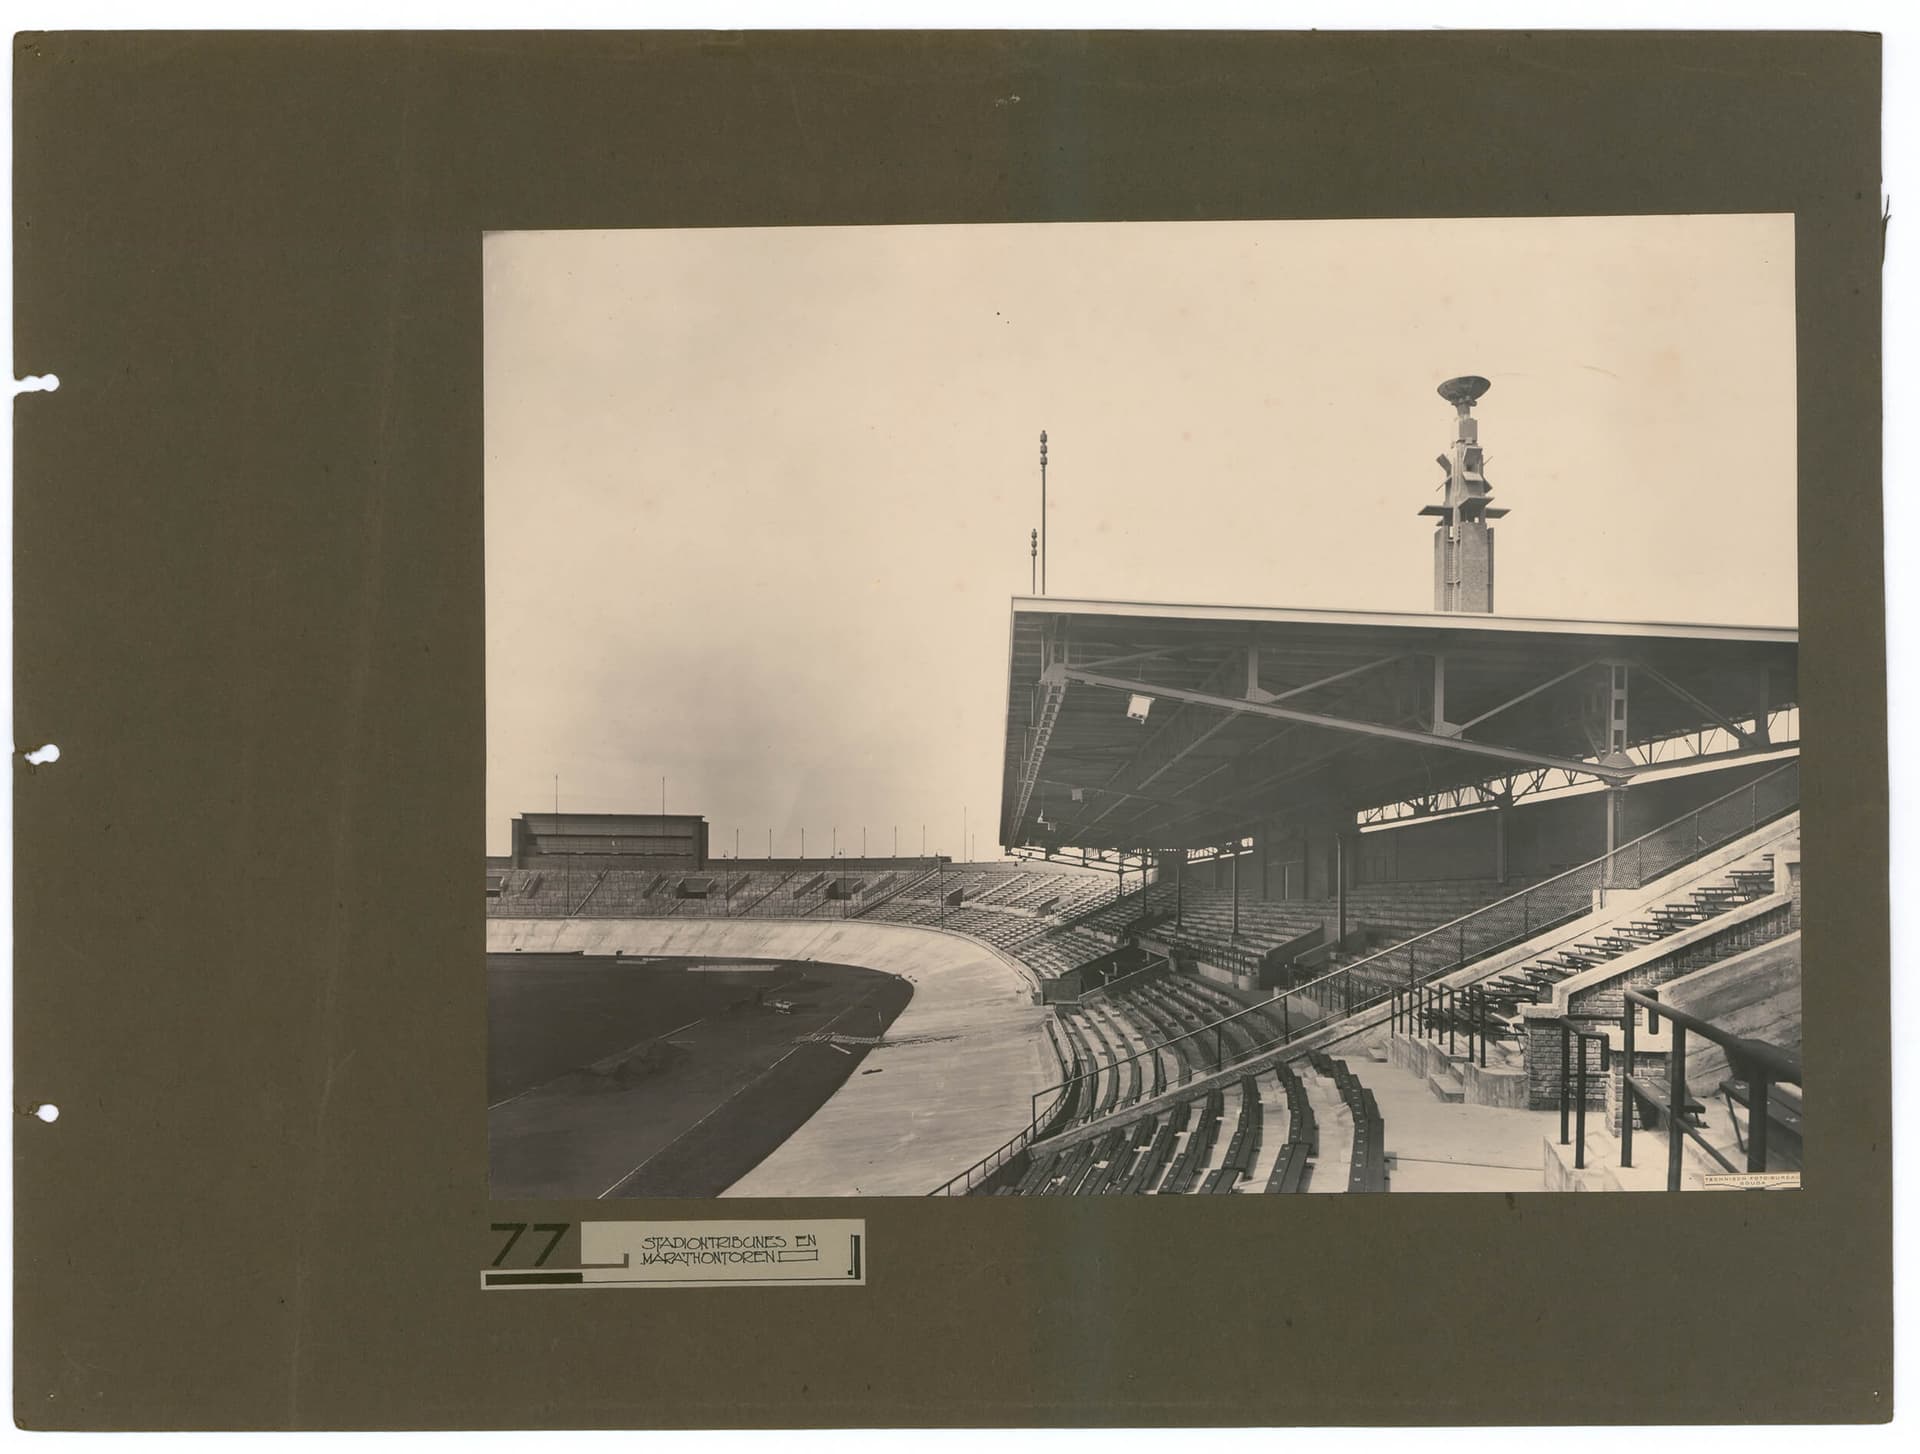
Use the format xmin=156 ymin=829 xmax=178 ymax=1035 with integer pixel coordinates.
xmin=486 ymin=917 xmax=1056 ymax=1196
xmin=1353 ymin=1039 xmax=1552 ymax=1192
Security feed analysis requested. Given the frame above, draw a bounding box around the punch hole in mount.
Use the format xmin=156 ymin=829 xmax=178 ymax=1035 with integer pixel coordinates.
xmin=13 ymin=374 xmax=60 ymax=395
xmin=23 ymin=743 xmax=60 ymax=766
xmin=33 ymin=1104 xmax=59 ymax=1123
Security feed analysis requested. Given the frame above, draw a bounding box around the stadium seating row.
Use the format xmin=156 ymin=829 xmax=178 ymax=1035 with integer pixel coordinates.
xmin=1460 ymin=852 xmax=1783 ymax=1051
xmin=984 ymin=967 xmax=1371 ymax=1196
xmin=1309 ymin=1053 xmax=1388 ymax=1192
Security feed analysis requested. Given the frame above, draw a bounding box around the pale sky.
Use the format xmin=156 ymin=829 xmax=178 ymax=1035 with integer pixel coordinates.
xmin=484 ymin=214 xmax=1797 ymax=858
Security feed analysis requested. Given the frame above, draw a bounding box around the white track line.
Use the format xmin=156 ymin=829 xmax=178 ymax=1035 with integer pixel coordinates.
xmin=486 ymin=1015 xmax=707 ymax=1112
xmin=595 ymin=984 xmax=888 ymax=1199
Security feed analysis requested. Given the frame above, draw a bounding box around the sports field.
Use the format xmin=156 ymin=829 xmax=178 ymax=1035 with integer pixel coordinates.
xmin=487 ymin=953 xmax=912 ymax=1199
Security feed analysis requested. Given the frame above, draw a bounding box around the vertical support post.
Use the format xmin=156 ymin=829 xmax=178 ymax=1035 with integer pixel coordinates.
xmin=1335 ymin=831 xmax=1348 ymax=944
xmin=1666 ymin=1023 xmax=1688 ymax=1192
xmin=1559 ymin=1026 xmax=1572 ymax=1146
xmin=1447 ymin=988 xmax=1456 ymax=1056
xmin=1603 ymin=787 xmax=1620 ymax=889
xmin=1609 ymin=664 xmax=1630 ymax=757
xmin=1749 ymin=1073 xmax=1771 ymax=1174
xmin=1621 ymin=999 xmax=1637 ymax=1168
xmin=1176 ymin=854 xmax=1184 ymax=929
xmin=1231 ymin=849 xmax=1240 ymax=937
xmin=1478 ymin=989 xmax=1488 ymax=1069
xmin=1574 ymin=1038 xmax=1589 ymax=1170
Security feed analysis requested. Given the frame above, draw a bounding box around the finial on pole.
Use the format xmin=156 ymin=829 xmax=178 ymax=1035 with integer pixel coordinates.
xmin=1436 ymin=375 xmax=1491 ymax=412
xmin=1029 ymin=527 xmax=1038 ymax=593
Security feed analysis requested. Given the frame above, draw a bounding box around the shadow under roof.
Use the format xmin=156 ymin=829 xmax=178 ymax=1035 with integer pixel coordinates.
xmin=1000 ymin=597 xmax=1798 ymax=854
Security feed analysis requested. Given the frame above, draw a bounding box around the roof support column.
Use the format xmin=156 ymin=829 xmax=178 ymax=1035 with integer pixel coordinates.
xmin=1335 ymin=830 xmax=1348 ymax=946
xmin=1231 ymin=848 xmax=1240 ymax=938
xmin=1603 ymin=784 xmax=1630 ymax=892
xmin=1494 ymin=799 xmax=1509 ymax=886
xmin=1608 ymin=663 xmax=1631 ymax=760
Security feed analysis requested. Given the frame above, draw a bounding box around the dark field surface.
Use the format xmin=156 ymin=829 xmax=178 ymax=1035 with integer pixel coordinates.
xmin=487 ymin=953 xmax=912 ymax=1199
xmin=487 ymin=953 xmax=772 ymax=1105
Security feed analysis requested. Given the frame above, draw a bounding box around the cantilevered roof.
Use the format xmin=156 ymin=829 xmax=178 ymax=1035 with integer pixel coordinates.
xmin=999 ymin=597 xmax=1798 ymax=853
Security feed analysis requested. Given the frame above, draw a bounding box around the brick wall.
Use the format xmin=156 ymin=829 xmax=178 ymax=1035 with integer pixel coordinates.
xmin=1605 ymin=1050 xmax=1671 ymax=1135
xmin=1522 ymin=901 xmax=1794 ymax=1109
xmin=1525 ymin=1019 xmax=1613 ymax=1111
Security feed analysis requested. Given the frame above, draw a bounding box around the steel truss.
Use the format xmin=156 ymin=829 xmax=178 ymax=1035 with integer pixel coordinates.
xmin=1009 ymin=634 xmax=1795 ymax=854
xmin=1356 ymin=712 xmax=1800 ymax=826
xmin=1009 ymin=844 xmax=1154 ymax=875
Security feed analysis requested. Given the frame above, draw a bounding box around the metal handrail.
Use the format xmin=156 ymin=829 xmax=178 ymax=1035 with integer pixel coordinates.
xmin=927 ymin=1017 xmax=1080 ymax=1196
xmin=1554 ymin=1021 xmax=1613 ymax=1170
xmin=1391 ymin=982 xmax=1493 ymax=1069
xmin=1621 ymin=986 xmax=1802 ymax=1190
xmin=1014 ymin=761 xmax=1800 ymax=1109
xmin=1061 ymin=877 xmax=1170 ymax=936
xmin=848 ymin=859 xmax=948 ymax=917
xmin=1078 ymin=953 xmax=1172 ymax=1005
xmin=1004 ymin=815 xmax=1797 ymax=1150
xmin=1271 ymin=760 xmax=1797 ymax=1022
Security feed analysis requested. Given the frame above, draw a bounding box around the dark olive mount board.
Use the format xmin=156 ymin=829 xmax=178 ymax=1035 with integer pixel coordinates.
xmin=11 ymin=30 xmax=1888 ymax=1429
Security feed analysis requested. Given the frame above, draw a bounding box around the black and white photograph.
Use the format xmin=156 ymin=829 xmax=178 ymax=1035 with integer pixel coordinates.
xmin=483 ymin=212 xmax=1802 ymax=1200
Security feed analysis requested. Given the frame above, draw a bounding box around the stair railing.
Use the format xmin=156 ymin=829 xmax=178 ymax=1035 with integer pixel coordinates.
xmin=1006 ymin=760 xmax=1799 ymax=1140
xmin=1621 ymin=987 xmax=1802 ymax=1190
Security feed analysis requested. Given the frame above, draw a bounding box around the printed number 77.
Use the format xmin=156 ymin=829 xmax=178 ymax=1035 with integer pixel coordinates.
xmin=490 ymin=1222 xmax=569 ymax=1267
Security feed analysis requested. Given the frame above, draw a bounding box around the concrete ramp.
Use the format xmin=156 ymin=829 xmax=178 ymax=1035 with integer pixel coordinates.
xmin=487 ymin=918 xmax=1054 ymax=1196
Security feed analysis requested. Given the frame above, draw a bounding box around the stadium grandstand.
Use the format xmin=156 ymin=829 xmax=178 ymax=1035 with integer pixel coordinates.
xmin=487 ymin=377 xmax=1800 ymax=1197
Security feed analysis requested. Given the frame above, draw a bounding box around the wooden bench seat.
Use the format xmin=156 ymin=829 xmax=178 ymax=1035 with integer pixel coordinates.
xmin=1719 ymin=1078 xmax=1804 ymax=1150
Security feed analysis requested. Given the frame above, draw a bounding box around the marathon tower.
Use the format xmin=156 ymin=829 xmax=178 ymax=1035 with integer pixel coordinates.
xmin=1419 ymin=375 xmax=1509 ymax=613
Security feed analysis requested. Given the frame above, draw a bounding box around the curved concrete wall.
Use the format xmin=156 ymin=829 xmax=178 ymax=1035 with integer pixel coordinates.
xmin=487 ymin=917 xmax=1055 ymax=1196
